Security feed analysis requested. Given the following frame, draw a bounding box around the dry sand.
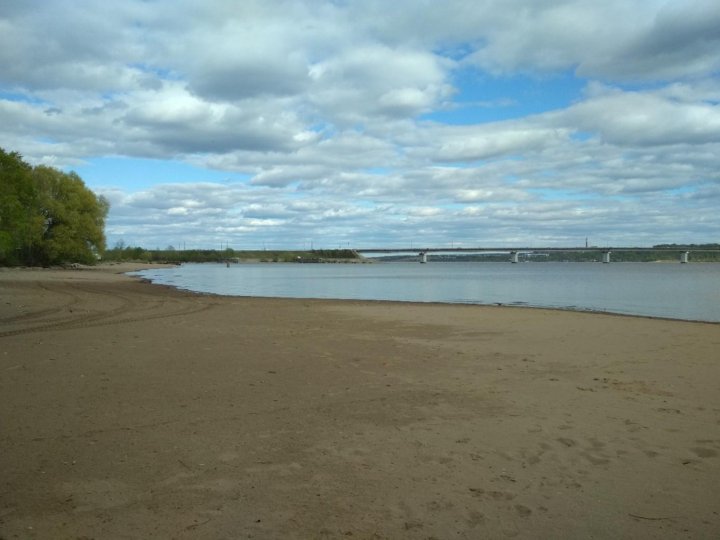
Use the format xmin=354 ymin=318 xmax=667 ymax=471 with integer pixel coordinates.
xmin=0 ymin=264 xmax=718 ymax=539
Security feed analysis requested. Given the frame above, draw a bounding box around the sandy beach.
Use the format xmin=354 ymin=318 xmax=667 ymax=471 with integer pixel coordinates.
xmin=1 ymin=265 xmax=718 ymax=539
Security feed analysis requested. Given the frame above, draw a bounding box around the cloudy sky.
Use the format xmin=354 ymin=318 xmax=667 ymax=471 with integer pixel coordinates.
xmin=1 ymin=0 xmax=719 ymax=250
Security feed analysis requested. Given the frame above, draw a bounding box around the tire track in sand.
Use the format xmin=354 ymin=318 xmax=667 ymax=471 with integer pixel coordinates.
xmin=0 ymin=282 xmax=81 ymax=324
xmin=0 ymin=281 xmax=213 ymax=339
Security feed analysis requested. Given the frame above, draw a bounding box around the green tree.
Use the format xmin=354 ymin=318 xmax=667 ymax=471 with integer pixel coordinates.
xmin=0 ymin=149 xmax=43 ymax=265
xmin=33 ymin=166 xmax=109 ymax=265
xmin=0 ymin=148 xmax=109 ymax=266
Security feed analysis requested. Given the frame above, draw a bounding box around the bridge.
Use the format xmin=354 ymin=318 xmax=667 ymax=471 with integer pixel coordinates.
xmin=355 ymin=247 xmax=720 ymax=264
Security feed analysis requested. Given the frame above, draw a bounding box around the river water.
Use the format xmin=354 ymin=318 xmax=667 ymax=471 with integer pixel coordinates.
xmin=131 ymin=262 xmax=720 ymax=322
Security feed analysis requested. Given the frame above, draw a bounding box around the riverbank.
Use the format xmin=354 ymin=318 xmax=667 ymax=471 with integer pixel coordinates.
xmin=1 ymin=266 xmax=718 ymax=539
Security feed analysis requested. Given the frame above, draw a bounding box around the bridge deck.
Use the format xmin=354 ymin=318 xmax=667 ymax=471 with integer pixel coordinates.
xmin=356 ymin=247 xmax=720 ymax=253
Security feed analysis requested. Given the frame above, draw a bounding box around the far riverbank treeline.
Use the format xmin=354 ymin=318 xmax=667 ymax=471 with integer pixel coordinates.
xmin=102 ymin=244 xmax=360 ymax=264
xmin=0 ymin=148 xmax=108 ymax=266
xmin=104 ymin=244 xmax=720 ymax=264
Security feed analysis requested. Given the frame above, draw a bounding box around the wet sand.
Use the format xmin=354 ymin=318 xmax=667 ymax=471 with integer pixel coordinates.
xmin=1 ymin=265 xmax=719 ymax=539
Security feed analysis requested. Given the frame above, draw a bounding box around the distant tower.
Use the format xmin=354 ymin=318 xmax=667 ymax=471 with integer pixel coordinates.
xmin=585 ymin=237 xmax=588 ymax=248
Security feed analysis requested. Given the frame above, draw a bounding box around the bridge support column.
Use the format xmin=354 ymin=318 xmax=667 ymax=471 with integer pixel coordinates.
xmin=602 ymin=251 xmax=612 ymax=263
xmin=510 ymin=251 xmax=519 ymax=263
xmin=680 ymin=251 xmax=689 ymax=264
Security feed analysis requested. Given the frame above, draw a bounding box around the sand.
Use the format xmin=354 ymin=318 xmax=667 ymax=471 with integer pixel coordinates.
xmin=0 ymin=264 xmax=718 ymax=539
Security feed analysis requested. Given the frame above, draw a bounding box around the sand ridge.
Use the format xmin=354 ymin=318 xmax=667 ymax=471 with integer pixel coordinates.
xmin=1 ymin=266 xmax=719 ymax=539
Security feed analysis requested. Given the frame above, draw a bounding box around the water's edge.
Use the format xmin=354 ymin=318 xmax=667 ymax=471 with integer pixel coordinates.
xmin=127 ymin=263 xmax=720 ymax=324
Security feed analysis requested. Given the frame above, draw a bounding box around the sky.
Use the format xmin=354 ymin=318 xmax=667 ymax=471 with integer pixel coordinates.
xmin=1 ymin=0 xmax=719 ymax=250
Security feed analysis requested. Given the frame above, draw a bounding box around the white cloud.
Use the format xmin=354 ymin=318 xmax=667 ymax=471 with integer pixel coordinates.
xmin=1 ymin=1 xmax=719 ymax=247
xmin=182 ymin=22 xmax=313 ymax=100
xmin=307 ymin=44 xmax=453 ymax=124
xmin=582 ymin=0 xmax=720 ymax=80
xmin=250 ymin=165 xmax=329 ymax=188
xmin=432 ymin=124 xmax=567 ymax=162
xmin=357 ymin=0 xmax=720 ymax=82
xmin=562 ymin=83 xmax=720 ymax=146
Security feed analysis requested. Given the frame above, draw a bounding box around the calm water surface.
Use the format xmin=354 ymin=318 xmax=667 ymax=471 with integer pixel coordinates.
xmin=131 ymin=262 xmax=720 ymax=322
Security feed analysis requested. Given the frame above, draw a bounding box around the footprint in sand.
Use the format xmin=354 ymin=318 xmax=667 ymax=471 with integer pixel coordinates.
xmin=469 ymin=488 xmax=515 ymax=501
xmin=691 ymin=447 xmax=717 ymax=458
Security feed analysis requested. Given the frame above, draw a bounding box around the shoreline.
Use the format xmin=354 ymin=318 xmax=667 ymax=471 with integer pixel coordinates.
xmin=136 ymin=282 xmax=720 ymax=326
xmin=1 ymin=267 xmax=719 ymax=538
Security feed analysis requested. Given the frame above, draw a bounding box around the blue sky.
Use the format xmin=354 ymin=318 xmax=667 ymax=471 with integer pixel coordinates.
xmin=1 ymin=0 xmax=719 ymax=249
xmin=74 ymin=157 xmax=252 ymax=191
xmin=423 ymin=70 xmax=588 ymax=125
